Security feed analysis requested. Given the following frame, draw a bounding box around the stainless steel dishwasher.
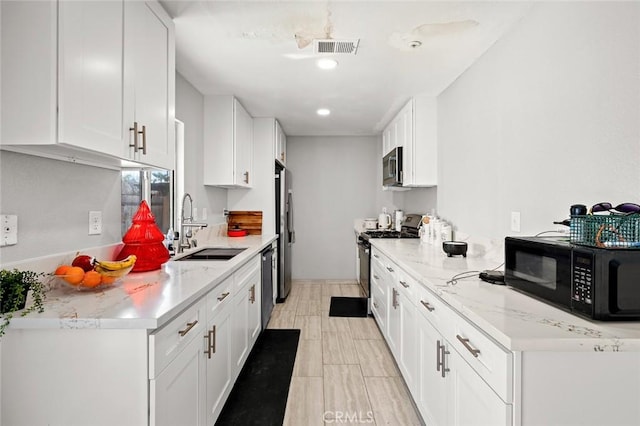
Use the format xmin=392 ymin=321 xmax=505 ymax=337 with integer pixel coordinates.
xmin=261 ymin=246 xmax=275 ymax=329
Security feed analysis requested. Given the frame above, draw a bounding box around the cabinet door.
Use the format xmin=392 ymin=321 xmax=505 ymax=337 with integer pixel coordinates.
xmin=124 ymin=1 xmax=175 ymax=170
xmin=400 ymin=101 xmax=414 ymax=183
xmin=230 ymin=286 xmax=250 ymax=376
xmin=248 ymin=279 xmax=262 ymax=346
xmin=387 ymin=286 xmax=401 ymax=357
xmin=205 ymin=308 xmax=232 ymax=425
xmin=150 ymin=335 xmax=205 ymax=426
xmin=234 ymin=98 xmax=253 ymax=186
xmin=449 ymin=348 xmax=512 ymax=426
xmin=398 ymin=296 xmax=419 ymax=394
xmin=58 ymin=1 xmax=125 ymax=157
xmin=418 ymin=316 xmax=448 ymax=426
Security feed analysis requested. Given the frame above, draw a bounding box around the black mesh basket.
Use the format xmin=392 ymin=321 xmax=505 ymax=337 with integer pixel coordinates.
xmin=570 ymin=214 xmax=640 ymax=248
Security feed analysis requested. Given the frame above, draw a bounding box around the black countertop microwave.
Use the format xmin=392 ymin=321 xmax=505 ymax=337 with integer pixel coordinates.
xmin=383 ymin=147 xmax=402 ymax=186
xmin=505 ymin=236 xmax=640 ymax=321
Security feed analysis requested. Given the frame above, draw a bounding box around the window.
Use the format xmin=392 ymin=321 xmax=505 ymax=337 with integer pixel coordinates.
xmin=121 ymin=169 xmax=174 ymax=237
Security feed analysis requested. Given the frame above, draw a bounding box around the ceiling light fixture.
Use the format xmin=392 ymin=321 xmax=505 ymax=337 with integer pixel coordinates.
xmin=409 ymin=40 xmax=422 ymax=49
xmin=316 ymin=58 xmax=338 ymax=70
xmin=317 ymin=108 xmax=331 ymax=116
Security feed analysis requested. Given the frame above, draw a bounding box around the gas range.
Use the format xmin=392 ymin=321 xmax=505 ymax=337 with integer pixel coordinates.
xmin=358 ymin=213 xmax=422 ymax=245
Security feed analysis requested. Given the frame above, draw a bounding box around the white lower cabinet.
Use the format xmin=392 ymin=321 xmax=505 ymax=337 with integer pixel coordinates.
xmin=418 ymin=313 xmax=448 ymax=426
xmin=205 ymin=300 xmax=233 ymax=424
xmin=150 ymin=333 xmax=206 ymax=426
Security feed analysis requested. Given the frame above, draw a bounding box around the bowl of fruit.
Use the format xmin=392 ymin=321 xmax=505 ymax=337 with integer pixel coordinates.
xmin=54 ymin=254 xmax=137 ymax=290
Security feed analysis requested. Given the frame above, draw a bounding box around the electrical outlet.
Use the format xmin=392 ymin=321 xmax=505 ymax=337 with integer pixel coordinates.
xmin=511 ymin=211 xmax=521 ymax=232
xmin=89 ymin=211 xmax=102 ymax=235
xmin=202 ymin=207 xmax=208 ymax=220
xmin=1 ymin=215 xmax=18 ymax=246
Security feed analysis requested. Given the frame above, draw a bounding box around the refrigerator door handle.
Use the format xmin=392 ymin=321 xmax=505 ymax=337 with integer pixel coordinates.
xmin=287 ymin=190 xmax=295 ymax=244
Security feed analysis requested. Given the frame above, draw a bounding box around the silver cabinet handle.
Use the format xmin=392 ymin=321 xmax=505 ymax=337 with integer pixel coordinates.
xmin=178 ymin=320 xmax=198 ymax=337
xmin=399 ymin=280 xmax=409 ymax=288
xmin=392 ymin=288 xmax=398 ymax=309
xmin=373 ymin=274 xmax=380 ymax=280
xmin=129 ymin=121 xmax=139 ymax=152
xmin=386 ymin=266 xmax=394 ymax=273
xmin=204 ymin=328 xmax=213 ymax=359
xmin=373 ymin=301 xmax=378 ymax=309
xmin=244 ymin=171 xmax=249 ymax=184
xmin=217 ymin=292 xmax=230 ymax=301
xmin=250 ymin=285 xmax=256 ymax=303
xmin=420 ymin=300 xmax=435 ymax=312
xmin=138 ymin=124 xmax=147 ymax=155
xmin=456 ymin=335 xmax=481 ymax=358
xmin=211 ymin=325 xmax=217 ymax=354
xmin=373 ymin=254 xmax=379 ymax=259
xmin=436 ymin=339 xmax=450 ymax=378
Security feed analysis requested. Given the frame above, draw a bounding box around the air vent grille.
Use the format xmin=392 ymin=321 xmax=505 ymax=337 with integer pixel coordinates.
xmin=313 ymin=39 xmax=360 ymax=55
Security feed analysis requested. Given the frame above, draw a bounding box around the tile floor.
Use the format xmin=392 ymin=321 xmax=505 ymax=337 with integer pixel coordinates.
xmin=267 ymin=280 xmax=423 ymax=426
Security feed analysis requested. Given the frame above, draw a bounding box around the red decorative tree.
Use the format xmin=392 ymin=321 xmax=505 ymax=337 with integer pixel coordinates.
xmin=116 ymin=200 xmax=170 ymax=272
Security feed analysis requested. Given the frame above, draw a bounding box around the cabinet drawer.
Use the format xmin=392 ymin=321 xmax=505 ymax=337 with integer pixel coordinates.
xmin=395 ymin=267 xmax=416 ymax=300
xmin=413 ymin=283 xmax=453 ymax=337
xmin=234 ymin=255 xmax=260 ymax=289
xmin=149 ymin=299 xmax=205 ymax=379
xmin=450 ymin=315 xmax=513 ymax=403
xmin=206 ymin=277 xmax=234 ymax=322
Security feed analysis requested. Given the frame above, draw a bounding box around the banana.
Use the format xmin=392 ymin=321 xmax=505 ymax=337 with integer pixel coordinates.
xmin=93 ymin=255 xmax=137 ymax=278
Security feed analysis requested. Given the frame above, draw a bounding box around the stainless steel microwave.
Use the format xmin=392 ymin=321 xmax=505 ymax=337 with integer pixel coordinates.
xmin=383 ymin=147 xmax=402 ymax=186
xmin=505 ymin=236 xmax=640 ymax=321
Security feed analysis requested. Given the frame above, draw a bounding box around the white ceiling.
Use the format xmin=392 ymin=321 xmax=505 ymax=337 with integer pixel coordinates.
xmin=160 ymin=1 xmax=533 ymax=136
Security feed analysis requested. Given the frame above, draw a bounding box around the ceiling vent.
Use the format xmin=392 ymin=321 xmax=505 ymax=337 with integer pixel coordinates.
xmin=313 ymin=39 xmax=360 ymax=55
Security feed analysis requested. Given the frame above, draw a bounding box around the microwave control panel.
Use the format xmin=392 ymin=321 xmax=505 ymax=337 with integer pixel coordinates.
xmin=572 ymin=252 xmax=594 ymax=306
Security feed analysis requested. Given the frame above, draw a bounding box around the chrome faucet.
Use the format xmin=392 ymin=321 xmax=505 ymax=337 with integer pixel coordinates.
xmin=179 ymin=193 xmax=208 ymax=253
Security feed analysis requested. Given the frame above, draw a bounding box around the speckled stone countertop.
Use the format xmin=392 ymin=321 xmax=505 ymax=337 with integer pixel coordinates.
xmin=371 ymin=238 xmax=640 ymax=352
xmin=3 ymin=233 xmax=277 ymax=331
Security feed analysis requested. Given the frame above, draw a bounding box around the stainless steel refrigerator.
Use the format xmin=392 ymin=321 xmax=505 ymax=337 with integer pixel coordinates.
xmin=275 ymin=164 xmax=294 ymax=301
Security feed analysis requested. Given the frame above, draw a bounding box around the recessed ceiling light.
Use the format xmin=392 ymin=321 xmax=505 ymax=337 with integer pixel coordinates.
xmin=316 ymin=58 xmax=338 ymax=70
xmin=317 ymin=108 xmax=331 ymax=116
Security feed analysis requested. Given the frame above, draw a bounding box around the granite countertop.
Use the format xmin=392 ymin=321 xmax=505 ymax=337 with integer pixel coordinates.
xmin=370 ymin=238 xmax=640 ymax=352
xmin=6 ymin=234 xmax=277 ymax=331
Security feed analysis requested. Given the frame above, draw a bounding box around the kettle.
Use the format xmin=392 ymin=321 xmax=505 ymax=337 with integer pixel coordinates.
xmin=378 ymin=212 xmax=391 ymax=229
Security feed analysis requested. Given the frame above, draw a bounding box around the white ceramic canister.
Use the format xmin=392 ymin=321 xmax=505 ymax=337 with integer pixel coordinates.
xmin=394 ymin=210 xmax=404 ymax=232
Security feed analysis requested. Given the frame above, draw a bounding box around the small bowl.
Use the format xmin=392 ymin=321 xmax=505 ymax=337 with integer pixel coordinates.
xmin=442 ymin=241 xmax=468 ymax=257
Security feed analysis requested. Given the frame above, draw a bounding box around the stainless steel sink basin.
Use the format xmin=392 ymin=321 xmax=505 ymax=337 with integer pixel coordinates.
xmin=174 ymin=247 xmax=247 ymax=261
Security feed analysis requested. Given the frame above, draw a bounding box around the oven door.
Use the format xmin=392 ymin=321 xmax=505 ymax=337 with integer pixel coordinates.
xmin=357 ymin=240 xmax=370 ymax=299
xmin=505 ymin=237 xmax=572 ymax=308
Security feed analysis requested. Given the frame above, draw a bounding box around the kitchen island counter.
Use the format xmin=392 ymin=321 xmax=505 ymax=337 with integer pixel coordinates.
xmin=3 ymin=234 xmax=277 ymax=331
xmin=371 ymin=238 xmax=640 ymax=352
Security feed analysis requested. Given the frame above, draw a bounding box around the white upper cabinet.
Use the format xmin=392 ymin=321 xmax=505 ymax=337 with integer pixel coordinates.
xmin=0 ymin=0 xmax=175 ymax=170
xmin=204 ymin=96 xmax=254 ymax=188
xmin=274 ymin=119 xmax=287 ymax=165
xmin=123 ymin=1 xmax=176 ymax=171
xmin=381 ymin=96 xmax=437 ymax=187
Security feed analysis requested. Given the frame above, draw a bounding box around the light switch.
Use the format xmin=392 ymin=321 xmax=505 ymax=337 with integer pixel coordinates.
xmin=89 ymin=211 xmax=102 ymax=235
xmin=1 ymin=214 xmax=18 ymax=246
xmin=511 ymin=211 xmax=521 ymax=233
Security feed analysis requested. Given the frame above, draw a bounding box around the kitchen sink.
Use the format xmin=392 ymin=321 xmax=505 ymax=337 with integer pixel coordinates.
xmin=174 ymin=247 xmax=247 ymax=261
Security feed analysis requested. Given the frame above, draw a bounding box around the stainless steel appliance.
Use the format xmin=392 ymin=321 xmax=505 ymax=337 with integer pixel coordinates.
xmin=382 ymin=147 xmax=402 ymax=187
xmin=505 ymin=236 xmax=640 ymax=320
xmin=261 ymin=246 xmax=274 ymax=328
xmin=357 ymin=213 xmax=422 ymax=311
xmin=275 ymin=164 xmax=295 ymax=301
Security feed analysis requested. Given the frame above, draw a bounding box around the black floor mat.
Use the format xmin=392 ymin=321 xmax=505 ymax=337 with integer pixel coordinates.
xmin=215 ymin=329 xmax=300 ymax=426
xmin=329 ymin=296 xmax=368 ymax=318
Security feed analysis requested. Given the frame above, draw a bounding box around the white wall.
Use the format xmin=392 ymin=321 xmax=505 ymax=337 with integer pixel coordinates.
xmin=438 ymin=2 xmax=640 ymax=242
xmin=287 ymin=136 xmax=378 ymax=280
xmin=0 ymin=151 xmax=121 ymax=263
xmin=175 ymin=73 xmax=227 ymax=225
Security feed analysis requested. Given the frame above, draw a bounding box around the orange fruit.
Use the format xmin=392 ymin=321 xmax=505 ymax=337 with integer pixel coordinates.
xmin=82 ymin=270 xmax=102 ymax=288
xmin=54 ymin=265 xmax=71 ymax=276
xmin=100 ymin=275 xmax=117 ymax=285
xmin=63 ymin=266 xmax=85 ymax=285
